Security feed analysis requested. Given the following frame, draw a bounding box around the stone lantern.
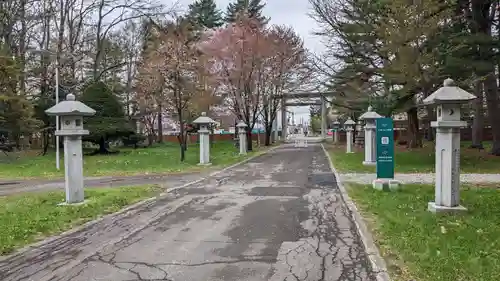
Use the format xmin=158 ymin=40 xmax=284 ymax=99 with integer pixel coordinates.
xmin=423 ymin=78 xmax=476 ymax=213
xmin=193 ymin=112 xmax=215 ymax=165
xmin=236 ymin=121 xmax=248 ymax=155
xmin=344 ymin=118 xmax=356 ymax=153
xmin=359 ymin=106 xmax=382 ymax=165
xmin=332 ymin=120 xmax=340 ymax=143
xmin=45 ymin=93 xmax=96 ymax=204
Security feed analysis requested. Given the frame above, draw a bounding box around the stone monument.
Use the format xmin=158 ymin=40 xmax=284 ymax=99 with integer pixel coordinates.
xmin=236 ymin=120 xmax=247 ymax=155
xmin=193 ymin=112 xmax=215 ymax=165
xmin=344 ymin=118 xmax=355 ymax=153
xmin=423 ymin=78 xmax=476 ymax=213
xmin=45 ymin=93 xmax=96 ymax=204
xmin=359 ymin=106 xmax=382 ymax=165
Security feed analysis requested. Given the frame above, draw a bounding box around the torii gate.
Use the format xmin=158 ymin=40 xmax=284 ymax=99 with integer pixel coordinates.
xmin=273 ymin=91 xmax=335 ymax=140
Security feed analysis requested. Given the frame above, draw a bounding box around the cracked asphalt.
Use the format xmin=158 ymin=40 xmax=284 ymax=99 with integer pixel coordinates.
xmin=0 ymin=144 xmax=374 ymax=281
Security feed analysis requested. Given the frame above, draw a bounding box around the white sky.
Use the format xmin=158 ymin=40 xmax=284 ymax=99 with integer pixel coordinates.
xmin=176 ymin=0 xmax=325 ymax=124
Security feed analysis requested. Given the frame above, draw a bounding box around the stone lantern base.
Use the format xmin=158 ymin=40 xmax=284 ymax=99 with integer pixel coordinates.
xmin=428 ymin=202 xmax=467 ymax=214
xmin=372 ymin=179 xmax=401 ymax=191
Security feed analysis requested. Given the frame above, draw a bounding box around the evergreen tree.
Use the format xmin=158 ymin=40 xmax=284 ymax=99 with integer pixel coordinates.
xmin=186 ymin=0 xmax=223 ymax=29
xmin=81 ymin=81 xmax=134 ymax=154
xmin=224 ymin=0 xmax=269 ymax=24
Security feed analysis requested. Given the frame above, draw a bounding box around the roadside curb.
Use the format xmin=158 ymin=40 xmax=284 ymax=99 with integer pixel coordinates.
xmin=321 ymin=144 xmax=391 ymax=281
xmin=0 ymin=145 xmax=282 ymax=269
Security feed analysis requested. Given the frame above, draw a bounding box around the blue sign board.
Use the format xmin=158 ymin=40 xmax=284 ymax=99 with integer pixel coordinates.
xmin=376 ymin=118 xmax=395 ymax=179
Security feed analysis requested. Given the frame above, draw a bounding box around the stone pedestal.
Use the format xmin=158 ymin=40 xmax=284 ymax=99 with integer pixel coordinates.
xmin=344 ymin=118 xmax=356 ymax=153
xmin=422 ymin=78 xmax=476 ymax=213
xmin=198 ymin=129 xmax=211 ymax=165
xmin=237 ymin=121 xmax=247 ymax=155
xmin=362 ymin=123 xmax=376 ymax=165
xmin=346 ymin=128 xmax=354 ymax=153
xmin=62 ymin=135 xmax=84 ymax=203
xmin=372 ymin=178 xmax=401 ymax=191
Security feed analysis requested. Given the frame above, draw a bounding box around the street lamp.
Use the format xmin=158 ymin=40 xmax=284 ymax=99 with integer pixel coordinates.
xmin=28 ymin=49 xmax=79 ymax=170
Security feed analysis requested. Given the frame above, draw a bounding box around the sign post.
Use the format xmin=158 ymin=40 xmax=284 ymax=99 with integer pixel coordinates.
xmin=372 ymin=118 xmax=401 ymax=191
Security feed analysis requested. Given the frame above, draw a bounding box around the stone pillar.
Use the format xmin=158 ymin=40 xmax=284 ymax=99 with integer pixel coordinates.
xmin=321 ymin=98 xmax=327 ymax=139
xmin=193 ymin=112 xmax=215 ymax=165
xmin=63 ymin=136 xmax=84 ymax=203
xmin=344 ymin=118 xmax=356 ymax=153
xmin=45 ymin=93 xmax=96 ymax=204
xmin=359 ymin=106 xmax=381 ymax=166
xmin=237 ymin=121 xmax=247 ymax=155
xmin=332 ymin=120 xmax=340 ymax=143
xmin=423 ymin=78 xmax=476 ymax=213
xmin=199 ymin=127 xmax=210 ymax=165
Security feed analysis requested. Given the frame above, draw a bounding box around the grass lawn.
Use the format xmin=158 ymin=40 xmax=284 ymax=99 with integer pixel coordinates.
xmin=347 ymin=183 xmax=500 ymax=281
xmin=0 ymin=185 xmax=161 ymax=255
xmin=0 ymin=141 xmax=268 ymax=180
xmin=328 ymin=141 xmax=500 ymax=173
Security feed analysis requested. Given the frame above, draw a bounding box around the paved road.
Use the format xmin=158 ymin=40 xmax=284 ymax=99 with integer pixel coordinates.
xmin=0 ymin=144 xmax=374 ymax=281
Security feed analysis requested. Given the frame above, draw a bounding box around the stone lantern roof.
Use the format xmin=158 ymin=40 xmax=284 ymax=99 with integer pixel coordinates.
xmin=236 ymin=120 xmax=247 ymax=128
xmin=45 ymin=94 xmax=96 ymax=116
xmin=193 ymin=112 xmax=215 ymax=124
xmin=344 ymin=118 xmax=356 ymax=126
xmin=423 ymin=78 xmax=476 ymax=105
xmin=359 ymin=106 xmax=382 ymax=120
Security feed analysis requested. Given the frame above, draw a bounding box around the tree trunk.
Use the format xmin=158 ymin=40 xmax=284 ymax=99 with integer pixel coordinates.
xmin=246 ymin=129 xmax=253 ymax=151
xmin=470 ymin=80 xmax=484 ymax=149
xmin=482 ymin=72 xmax=500 ymax=155
xmin=406 ymin=107 xmax=422 ymax=148
xmin=265 ymin=125 xmax=271 ymax=146
xmin=425 ymin=106 xmax=435 ymax=141
xmin=157 ymin=108 xmax=163 ymax=143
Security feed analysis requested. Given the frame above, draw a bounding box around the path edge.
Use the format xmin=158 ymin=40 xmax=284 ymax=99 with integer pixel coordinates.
xmin=321 ymin=144 xmax=391 ymax=281
xmin=0 ymin=145 xmax=281 ymax=262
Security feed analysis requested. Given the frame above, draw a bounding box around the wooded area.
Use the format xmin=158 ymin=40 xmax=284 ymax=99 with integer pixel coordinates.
xmin=309 ymin=0 xmax=500 ymax=155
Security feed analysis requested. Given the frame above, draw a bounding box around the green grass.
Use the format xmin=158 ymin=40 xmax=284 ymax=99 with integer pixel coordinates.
xmin=0 ymin=141 xmax=267 ymax=180
xmin=347 ymin=183 xmax=500 ymax=281
xmin=328 ymin=141 xmax=500 ymax=173
xmin=0 ymin=185 xmax=161 ymax=255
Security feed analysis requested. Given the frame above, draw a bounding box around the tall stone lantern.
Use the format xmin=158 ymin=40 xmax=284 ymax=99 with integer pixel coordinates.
xmin=332 ymin=120 xmax=340 ymax=143
xmin=193 ymin=112 xmax=215 ymax=165
xmin=359 ymin=106 xmax=382 ymax=165
xmin=236 ymin=121 xmax=248 ymax=155
xmin=45 ymin=93 xmax=96 ymax=204
xmin=423 ymin=78 xmax=476 ymax=213
xmin=344 ymin=118 xmax=356 ymax=153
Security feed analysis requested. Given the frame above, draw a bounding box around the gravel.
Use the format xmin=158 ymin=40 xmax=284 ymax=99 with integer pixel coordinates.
xmin=340 ymin=173 xmax=500 ymax=185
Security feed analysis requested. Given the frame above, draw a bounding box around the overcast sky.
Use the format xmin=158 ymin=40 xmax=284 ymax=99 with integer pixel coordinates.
xmin=177 ymin=0 xmax=324 ymax=124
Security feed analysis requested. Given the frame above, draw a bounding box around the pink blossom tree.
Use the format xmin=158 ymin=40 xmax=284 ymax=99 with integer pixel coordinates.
xmin=199 ymin=15 xmax=273 ymax=151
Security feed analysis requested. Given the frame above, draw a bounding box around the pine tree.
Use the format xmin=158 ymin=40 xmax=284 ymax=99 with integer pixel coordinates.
xmin=187 ymin=0 xmax=223 ymax=29
xmin=224 ymin=0 xmax=269 ymax=24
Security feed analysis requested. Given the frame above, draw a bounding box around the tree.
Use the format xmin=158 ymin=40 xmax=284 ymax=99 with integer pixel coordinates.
xmin=224 ymin=0 xmax=268 ymax=24
xmin=259 ymin=25 xmax=311 ymax=146
xmin=137 ymin=19 xmax=202 ymax=161
xmin=186 ymin=0 xmax=224 ymax=29
xmin=0 ymin=48 xmax=39 ymax=147
xmin=200 ymin=15 xmax=270 ymax=151
xmin=81 ymin=81 xmax=134 ymax=154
